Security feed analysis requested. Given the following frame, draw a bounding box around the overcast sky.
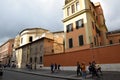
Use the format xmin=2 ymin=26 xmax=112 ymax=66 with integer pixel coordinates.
xmin=0 ymin=0 xmax=120 ymax=45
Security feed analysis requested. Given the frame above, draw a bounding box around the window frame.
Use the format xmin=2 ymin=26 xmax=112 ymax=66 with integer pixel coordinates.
xmin=21 ymin=38 xmax=23 ymax=44
xmin=76 ymin=19 xmax=84 ymax=29
xmin=69 ymin=38 xmax=73 ymax=48
xmin=40 ymin=56 xmax=42 ymax=64
xmin=34 ymin=57 xmax=37 ymax=63
xmin=109 ymin=40 xmax=113 ymax=44
xmin=94 ymin=37 xmax=96 ymax=46
xmin=66 ymin=23 xmax=73 ymax=32
xmin=78 ymin=35 xmax=84 ymax=46
xmin=30 ymin=57 xmax=32 ymax=63
xmin=71 ymin=4 xmax=75 ymax=13
xmin=92 ymin=21 xmax=94 ymax=29
xmin=67 ymin=7 xmax=70 ymax=16
xmin=29 ymin=36 xmax=33 ymax=42
xmin=76 ymin=1 xmax=80 ymax=11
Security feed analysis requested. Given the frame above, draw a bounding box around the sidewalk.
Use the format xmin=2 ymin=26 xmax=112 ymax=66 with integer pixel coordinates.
xmin=5 ymin=68 xmax=92 ymax=80
xmin=5 ymin=68 xmax=120 ymax=80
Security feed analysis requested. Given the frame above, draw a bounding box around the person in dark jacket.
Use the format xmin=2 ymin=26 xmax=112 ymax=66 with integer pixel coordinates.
xmin=50 ymin=63 xmax=54 ymax=73
xmin=76 ymin=62 xmax=82 ymax=76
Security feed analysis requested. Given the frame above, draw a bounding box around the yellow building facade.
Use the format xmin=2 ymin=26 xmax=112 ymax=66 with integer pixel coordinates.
xmin=63 ymin=0 xmax=108 ymax=52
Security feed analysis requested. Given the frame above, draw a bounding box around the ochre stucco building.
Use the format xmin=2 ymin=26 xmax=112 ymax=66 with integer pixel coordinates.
xmin=0 ymin=39 xmax=14 ymax=65
xmin=63 ymin=0 xmax=107 ymax=52
xmin=43 ymin=0 xmax=120 ymax=71
xmin=107 ymin=30 xmax=120 ymax=44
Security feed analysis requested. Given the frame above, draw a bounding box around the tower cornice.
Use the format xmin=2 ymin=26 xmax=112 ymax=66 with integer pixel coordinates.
xmin=62 ymin=9 xmax=90 ymax=22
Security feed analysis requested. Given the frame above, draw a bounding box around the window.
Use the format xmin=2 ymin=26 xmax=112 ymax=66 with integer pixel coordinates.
xmin=93 ymin=11 xmax=95 ymax=16
xmin=92 ymin=22 xmax=94 ymax=29
xmin=89 ymin=6 xmax=91 ymax=10
xmin=66 ymin=23 xmax=73 ymax=32
xmin=12 ymin=44 xmax=14 ymax=48
xmin=29 ymin=36 xmax=33 ymax=42
xmin=96 ymin=26 xmax=101 ymax=36
xmin=96 ymin=16 xmax=98 ymax=21
xmin=76 ymin=19 xmax=84 ymax=29
xmin=94 ymin=37 xmax=96 ymax=45
xmin=40 ymin=56 xmax=42 ymax=64
xmin=67 ymin=7 xmax=70 ymax=16
xmin=69 ymin=38 xmax=73 ymax=48
xmin=109 ymin=40 xmax=113 ymax=44
xmin=71 ymin=4 xmax=75 ymax=13
xmin=30 ymin=57 xmax=32 ymax=63
xmin=76 ymin=2 xmax=80 ymax=11
xmin=52 ymin=49 xmax=54 ymax=53
xmin=79 ymin=35 xmax=84 ymax=46
xmin=21 ymin=38 xmax=23 ymax=44
xmin=34 ymin=57 xmax=37 ymax=63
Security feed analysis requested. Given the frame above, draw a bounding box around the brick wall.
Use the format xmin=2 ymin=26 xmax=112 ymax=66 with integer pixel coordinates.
xmin=44 ymin=44 xmax=120 ymax=67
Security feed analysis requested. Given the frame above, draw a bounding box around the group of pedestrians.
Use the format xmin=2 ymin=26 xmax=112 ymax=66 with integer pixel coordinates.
xmin=50 ymin=63 xmax=61 ymax=73
xmin=88 ymin=61 xmax=102 ymax=78
xmin=76 ymin=61 xmax=102 ymax=79
xmin=76 ymin=62 xmax=86 ymax=78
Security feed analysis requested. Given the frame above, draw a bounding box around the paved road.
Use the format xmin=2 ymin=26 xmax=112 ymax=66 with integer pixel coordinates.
xmin=0 ymin=70 xmax=66 ymax=80
xmin=100 ymin=71 xmax=120 ymax=80
xmin=2 ymin=68 xmax=120 ymax=80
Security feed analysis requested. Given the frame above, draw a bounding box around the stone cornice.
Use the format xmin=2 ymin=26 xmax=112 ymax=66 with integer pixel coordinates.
xmin=65 ymin=0 xmax=73 ymax=5
xmin=63 ymin=0 xmax=77 ymax=9
xmin=62 ymin=9 xmax=90 ymax=22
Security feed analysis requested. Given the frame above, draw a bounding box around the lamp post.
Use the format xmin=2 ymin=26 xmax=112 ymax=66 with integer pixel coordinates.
xmin=90 ymin=42 xmax=95 ymax=61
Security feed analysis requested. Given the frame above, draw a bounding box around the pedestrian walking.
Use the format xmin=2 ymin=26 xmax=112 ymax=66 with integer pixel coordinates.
xmin=81 ymin=63 xmax=86 ymax=79
xmin=96 ymin=64 xmax=102 ymax=75
xmin=54 ymin=63 xmax=57 ymax=72
xmin=88 ymin=62 xmax=92 ymax=74
xmin=91 ymin=61 xmax=99 ymax=78
xmin=76 ymin=62 xmax=82 ymax=76
xmin=50 ymin=63 xmax=54 ymax=73
xmin=58 ymin=64 xmax=61 ymax=71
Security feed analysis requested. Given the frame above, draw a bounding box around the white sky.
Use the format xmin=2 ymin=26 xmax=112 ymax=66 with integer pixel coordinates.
xmin=0 ymin=0 xmax=120 ymax=45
